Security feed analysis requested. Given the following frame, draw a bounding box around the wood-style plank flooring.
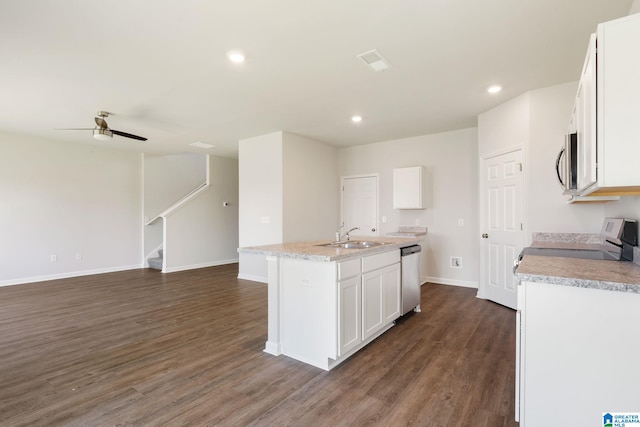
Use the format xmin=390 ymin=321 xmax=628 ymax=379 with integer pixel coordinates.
xmin=0 ymin=265 xmax=518 ymax=426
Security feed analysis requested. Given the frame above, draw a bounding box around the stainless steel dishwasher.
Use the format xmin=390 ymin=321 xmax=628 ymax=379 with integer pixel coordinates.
xmin=400 ymin=244 xmax=421 ymax=315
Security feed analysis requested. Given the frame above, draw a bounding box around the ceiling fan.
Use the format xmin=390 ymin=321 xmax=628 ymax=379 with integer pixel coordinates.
xmin=59 ymin=111 xmax=148 ymax=141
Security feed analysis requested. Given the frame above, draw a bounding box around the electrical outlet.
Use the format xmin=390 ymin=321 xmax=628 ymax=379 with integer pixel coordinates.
xmin=75 ymin=252 xmax=82 ymax=261
xmin=451 ymin=256 xmax=462 ymax=269
xmin=458 ymin=218 xmax=464 ymax=227
xmin=382 ymin=216 xmax=387 ymax=223
xmin=415 ymin=219 xmax=420 ymax=225
xmin=50 ymin=254 xmax=57 ymax=262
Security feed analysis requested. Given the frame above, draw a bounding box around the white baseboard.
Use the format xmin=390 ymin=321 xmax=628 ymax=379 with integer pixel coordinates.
xmin=162 ymin=258 xmax=239 ymax=273
xmin=237 ymin=273 xmax=268 ymax=283
xmin=0 ymin=264 xmax=144 ymax=288
xmin=423 ymin=276 xmax=478 ymax=289
xmin=263 ymin=341 xmax=281 ymax=356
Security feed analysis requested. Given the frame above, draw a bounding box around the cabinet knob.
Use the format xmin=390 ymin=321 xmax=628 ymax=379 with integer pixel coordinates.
xmin=482 ymin=233 xmax=488 ymax=238
xmin=371 ymin=228 xmax=376 ymax=232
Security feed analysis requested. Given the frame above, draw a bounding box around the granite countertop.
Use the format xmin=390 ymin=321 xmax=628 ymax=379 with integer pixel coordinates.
xmin=515 ymin=255 xmax=640 ymax=294
xmin=237 ymin=235 xmax=421 ymax=262
xmin=386 ymin=225 xmax=428 ymax=238
xmin=530 ymin=240 xmax=605 ymax=251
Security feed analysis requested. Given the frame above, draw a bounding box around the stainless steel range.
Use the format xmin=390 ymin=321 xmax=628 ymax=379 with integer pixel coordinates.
xmin=516 ymin=218 xmax=637 ymax=268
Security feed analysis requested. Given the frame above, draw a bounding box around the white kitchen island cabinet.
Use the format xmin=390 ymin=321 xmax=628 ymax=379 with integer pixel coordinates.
xmin=515 ymin=255 xmax=640 ymax=426
xmin=238 ymin=237 xmax=415 ymax=371
xmin=362 ymin=252 xmax=401 ymax=340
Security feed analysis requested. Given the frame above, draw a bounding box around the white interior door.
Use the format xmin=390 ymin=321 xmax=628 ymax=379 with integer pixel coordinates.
xmin=481 ymin=150 xmax=524 ymax=310
xmin=341 ymin=175 xmax=378 ymax=238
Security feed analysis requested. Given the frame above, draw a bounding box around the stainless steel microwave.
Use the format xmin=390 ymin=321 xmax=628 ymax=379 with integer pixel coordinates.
xmin=555 ymin=132 xmax=577 ymax=194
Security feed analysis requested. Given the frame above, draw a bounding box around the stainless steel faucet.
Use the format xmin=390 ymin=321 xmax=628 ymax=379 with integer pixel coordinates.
xmin=335 ymin=224 xmax=360 ymax=241
xmin=336 ymin=225 xmax=360 ymax=242
xmin=335 ymin=224 xmax=344 ymax=242
xmin=342 ymin=227 xmax=360 ymax=241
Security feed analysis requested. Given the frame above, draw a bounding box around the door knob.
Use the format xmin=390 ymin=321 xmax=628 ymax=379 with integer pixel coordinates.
xmin=482 ymin=233 xmax=488 ymax=238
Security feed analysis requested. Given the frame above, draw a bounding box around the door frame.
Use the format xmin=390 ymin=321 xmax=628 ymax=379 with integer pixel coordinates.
xmin=477 ymin=146 xmax=526 ymax=300
xmin=340 ymin=174 xmax=380 ymax=237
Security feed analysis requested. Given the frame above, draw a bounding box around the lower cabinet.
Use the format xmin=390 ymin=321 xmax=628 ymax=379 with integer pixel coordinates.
xmin=517 ymin=281 xmax=640 ymax=426
xmin=274 ymin=249 xmax=401 ymax=370
xmin=362 ymin=263 xmax=401 ymax=340
xmin=337 ymin=250 xmax=401 ymax=357
xmin=338 ymin=275 xmax=361 ymax=356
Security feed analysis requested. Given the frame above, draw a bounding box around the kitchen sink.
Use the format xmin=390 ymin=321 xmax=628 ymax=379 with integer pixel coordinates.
xmin=316 ymin=240 xmax=384 ymax=249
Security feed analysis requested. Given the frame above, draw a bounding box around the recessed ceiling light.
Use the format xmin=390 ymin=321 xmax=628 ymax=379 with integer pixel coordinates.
xmin=189 ymin=141 xmax=215 ymax=149
xmin=351 ymin=115 xmax=363 ymax=123
xmin=488 ymin=85 xmax=502 ymax=94
xmin=227 ymin=51 xmax=246 ymax=63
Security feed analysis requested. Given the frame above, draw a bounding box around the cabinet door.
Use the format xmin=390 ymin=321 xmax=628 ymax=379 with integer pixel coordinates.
xmin=338 ymin=276 xmax=361 ymax=356
xmin=382 ymin=263 xmax=401 ymax=323
xmin=362 ymin=263 xmax=401 ymax=340
xmin=393 ymin=167 xmax=424 ymax=209
xmin=362 ymin=270 xmax=384 ymax=340
xmin=576 ymin=34 xmax=597 ymax=193
xmin=597 ymin=14 xmax=640 ymax=187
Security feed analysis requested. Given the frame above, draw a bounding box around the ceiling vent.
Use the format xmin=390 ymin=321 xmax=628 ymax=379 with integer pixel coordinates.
xmin=356 ymin=49 xmax=392 ymax=72
xmin=189 ymin=141 xmax=215 ymax=149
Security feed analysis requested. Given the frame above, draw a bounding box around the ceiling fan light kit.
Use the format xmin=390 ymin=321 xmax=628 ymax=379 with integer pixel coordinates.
xmin=58 ymin=110 xmax=148 ymax=142
xmin=93 ymin=128 xmax=113 ymax=141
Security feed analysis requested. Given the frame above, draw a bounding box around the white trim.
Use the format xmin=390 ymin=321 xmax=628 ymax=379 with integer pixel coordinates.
xmin=140 ymin=153 xmax=146 ymax=265
xmin=237 ymin=273 xmax=268 ymax=283
xmin=161 ymin=217 xmax=167 ymax=272
xmin=162 ymin=258 xmax=239 ymax=273
xmin=482 ymin=145 xmax=525 ymax=160
xmin=0 ymin=264 xmax=144 ymax=288
xmin=424 ymin=276 xmax=478 ymax=289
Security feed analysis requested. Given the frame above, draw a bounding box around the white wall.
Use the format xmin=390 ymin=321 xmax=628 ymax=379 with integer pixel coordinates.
xmin=143 ymin=152 xmax=207 ymax=258
xmin=478 ymin=92 xmax=530 ymax=158
xmin=339 ymin=128 xmax=479 ymax=287
xmin=630 ymin=0 xmax=640 ymax=14
xmin=527 ymin=82 xmax=606 ymax=236
xmin=282 ymin=133 xmax=339 ymax=242
xmin=144 ymin=153 xmax=206 ymax=219
xmin=238 ymin=131 xmax=339 ymax=282
xmin=164 ymin=155 xmax=239 ymax=272
xmin=478 ymin=82 xmax=611 ymax=244
xmin=238 ymin=131 xmax=284 ymax=248
xmin=0 ymin=132 xmax=143 ymax=285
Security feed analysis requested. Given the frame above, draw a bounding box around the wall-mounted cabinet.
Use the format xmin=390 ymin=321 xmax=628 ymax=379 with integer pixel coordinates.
xmin=393 ymin=166 xmax=425 ymax=209
xmin=571 ymin=14 xmax=640 ymax=197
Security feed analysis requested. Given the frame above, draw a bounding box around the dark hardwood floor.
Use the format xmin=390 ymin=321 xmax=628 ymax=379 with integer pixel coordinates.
xmin=0 ymin=265 xmax=518 ymax=426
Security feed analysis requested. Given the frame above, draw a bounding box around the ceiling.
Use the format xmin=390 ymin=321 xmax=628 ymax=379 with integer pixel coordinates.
xmin=0 ymin=0 xmax=633 ymax=158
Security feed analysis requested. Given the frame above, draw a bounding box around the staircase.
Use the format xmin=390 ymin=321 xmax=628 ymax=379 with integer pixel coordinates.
xmin=148 ymin=249 xmax=163 ymax=271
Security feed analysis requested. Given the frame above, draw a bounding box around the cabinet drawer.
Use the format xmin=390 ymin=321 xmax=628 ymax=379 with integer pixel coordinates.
xmin=362 ymin=250 xmax=400 ymax=273
xmin=338 ymin=258 xmax=360 ymax=280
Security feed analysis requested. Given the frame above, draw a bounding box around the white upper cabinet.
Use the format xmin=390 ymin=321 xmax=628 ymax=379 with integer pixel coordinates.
xmin=575 ymin=34 xmax=597 ymax=193
xmin=576 ymin=14 xmax=640 ymax=196
xmin=393 ymin=166 xmax=425 ymax=209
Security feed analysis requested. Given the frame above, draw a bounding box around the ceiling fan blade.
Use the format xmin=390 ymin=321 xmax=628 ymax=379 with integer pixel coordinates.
xmin=95 ymin=117 xmax=108 ymax=129
xmin=111 ymin=129 xmax=148 ymax=141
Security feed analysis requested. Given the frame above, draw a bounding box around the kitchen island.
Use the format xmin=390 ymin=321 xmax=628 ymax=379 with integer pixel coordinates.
xmin=514 ymin=252 xmax=640 ymax=426
xmin=238 ymin=236 xmax=421 ymax=370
